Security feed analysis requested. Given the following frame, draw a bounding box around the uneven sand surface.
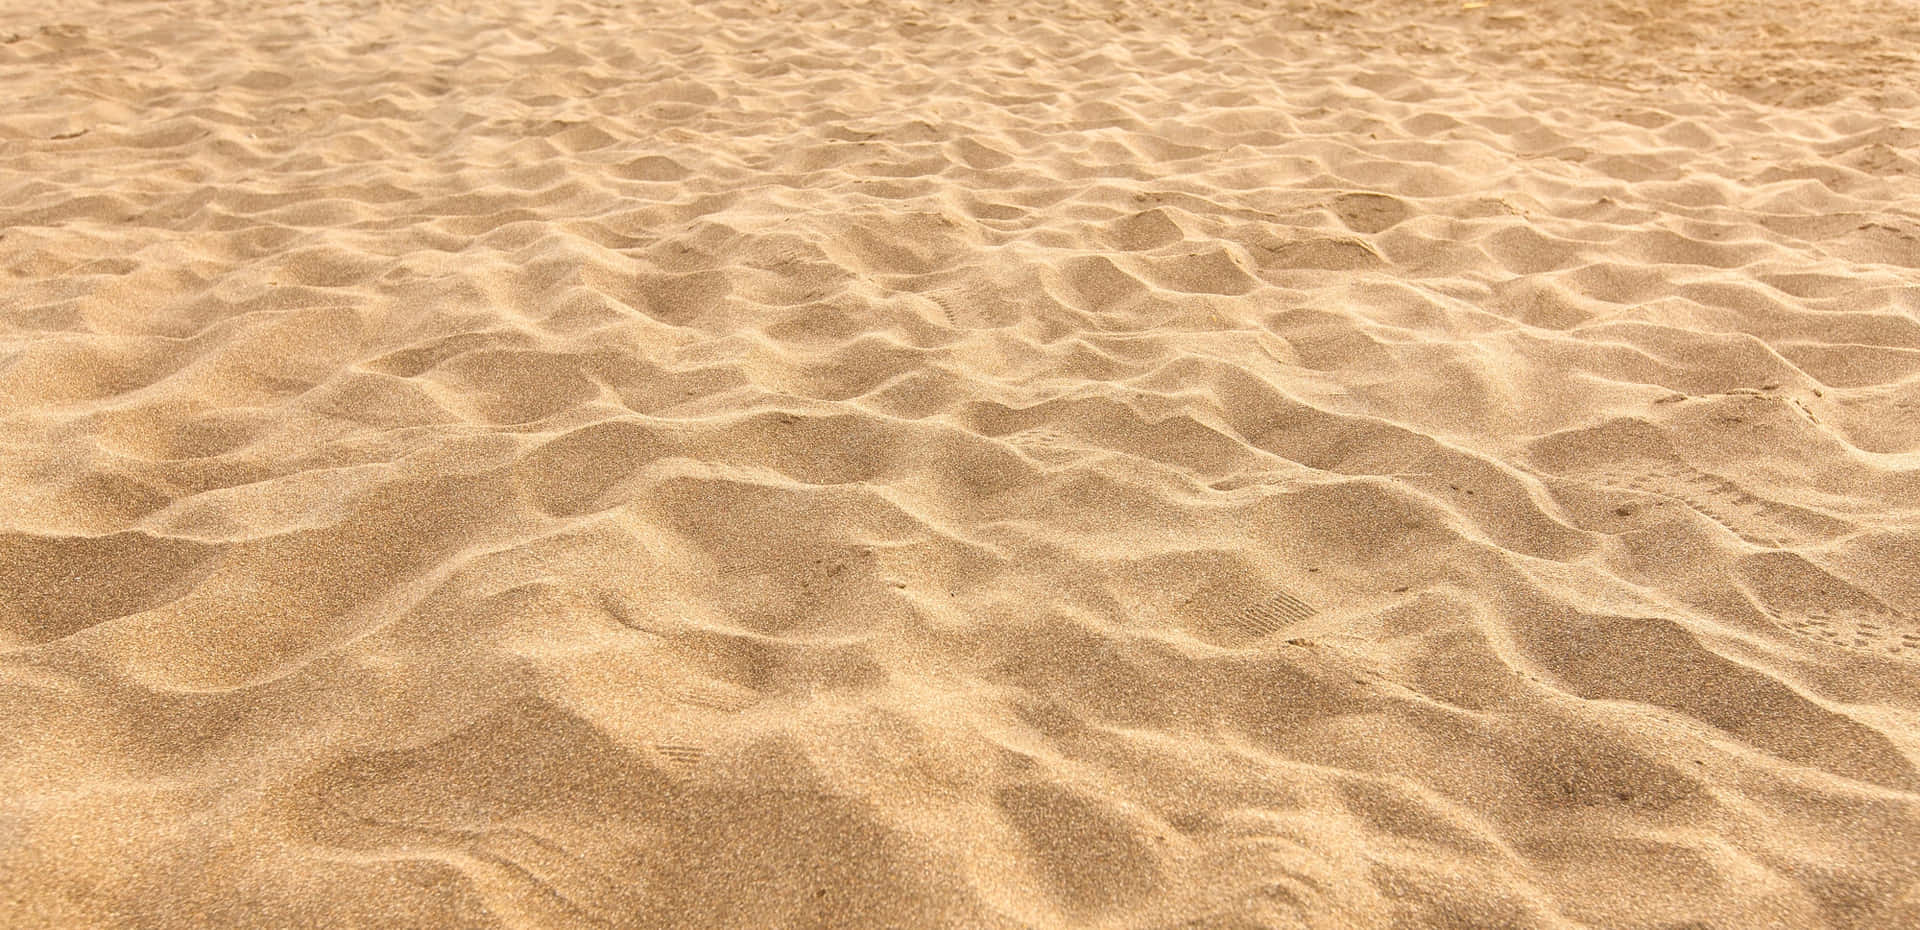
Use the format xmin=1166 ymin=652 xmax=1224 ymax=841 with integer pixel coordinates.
xmin=4 ymin=0 xmax=1920 ymax=926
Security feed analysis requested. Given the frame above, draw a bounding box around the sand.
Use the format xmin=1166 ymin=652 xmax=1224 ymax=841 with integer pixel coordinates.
xmin=3 ymin=0 xmax=1920 ymax=926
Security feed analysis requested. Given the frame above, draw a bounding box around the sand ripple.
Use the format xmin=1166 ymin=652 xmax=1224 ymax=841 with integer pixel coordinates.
xmin=4 ymin=0 xmax=1920 ymax=927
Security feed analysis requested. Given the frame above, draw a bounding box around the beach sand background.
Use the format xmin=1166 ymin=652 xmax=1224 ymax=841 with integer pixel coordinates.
xmin=4 ymin=0 xmax=1920 ymax=926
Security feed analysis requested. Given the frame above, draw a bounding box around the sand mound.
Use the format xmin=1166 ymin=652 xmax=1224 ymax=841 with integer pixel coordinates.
xmin=4 ymin=0 xmax=1920 ymax=927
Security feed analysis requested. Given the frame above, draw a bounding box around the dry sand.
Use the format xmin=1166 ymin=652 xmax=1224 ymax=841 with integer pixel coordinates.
xmin=5 ymin=0 xmax=1920 ymax=926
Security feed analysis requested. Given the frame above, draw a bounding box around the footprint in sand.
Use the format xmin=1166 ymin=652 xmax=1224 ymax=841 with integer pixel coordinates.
xmin=1005 ymin=427 xmax=1086 ymax=464
xmin=1179 ymin=579 xmax=1320 ymax=645
xmin=676 ymin=681 xmax=760 ymax=714
xmin=1770 ymin=607 xmax=1920 ymax=660
xmin=654 ymin=742 xmax=709 ymax=770
xmin=654 ymin=680 xmax=763 ymax=776
xmin=1741 ymin=554 xmax=1919 ymax=659
xmin=1575 ymin=462 xmax=1845 ymax=548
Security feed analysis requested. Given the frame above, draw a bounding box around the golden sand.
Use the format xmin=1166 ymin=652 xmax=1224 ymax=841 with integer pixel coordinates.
xmin=4 ymin=0 xmax=1920 ymax=926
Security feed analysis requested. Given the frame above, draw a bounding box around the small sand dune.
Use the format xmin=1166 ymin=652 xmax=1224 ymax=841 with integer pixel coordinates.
xmin=4 ymin=0 xmax=1920 ymax=927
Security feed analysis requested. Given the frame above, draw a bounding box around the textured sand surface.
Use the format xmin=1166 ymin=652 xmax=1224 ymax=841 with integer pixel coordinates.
xmin=5 ymin=0 xmax=1920 ymax=927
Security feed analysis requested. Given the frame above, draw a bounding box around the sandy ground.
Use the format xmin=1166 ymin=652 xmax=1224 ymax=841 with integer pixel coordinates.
xmin=4 ymin=0 xmax=1920 ymax=927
